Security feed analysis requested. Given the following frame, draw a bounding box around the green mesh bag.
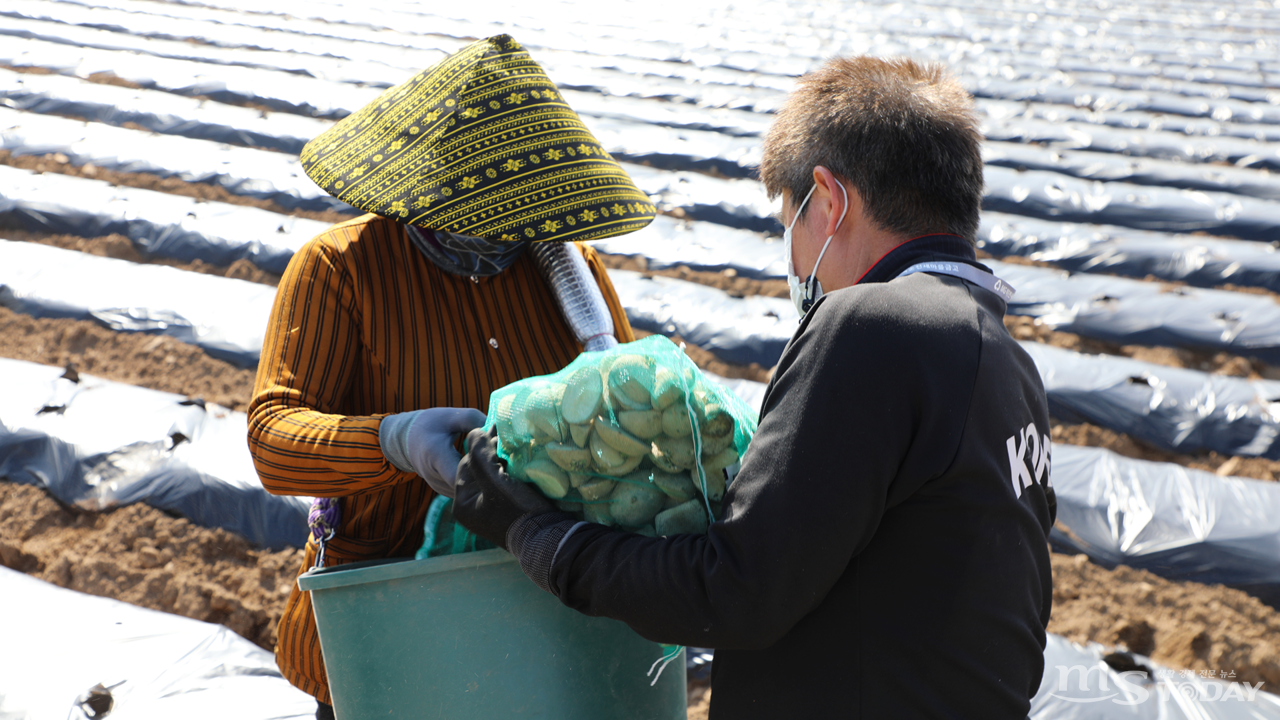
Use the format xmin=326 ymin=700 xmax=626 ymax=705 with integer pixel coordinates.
xmin=418 ymin=334 xmax=758 ymax=558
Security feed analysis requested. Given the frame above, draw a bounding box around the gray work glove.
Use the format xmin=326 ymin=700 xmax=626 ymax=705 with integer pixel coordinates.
xmin=379 ymin=407 xmax=487 ymax=497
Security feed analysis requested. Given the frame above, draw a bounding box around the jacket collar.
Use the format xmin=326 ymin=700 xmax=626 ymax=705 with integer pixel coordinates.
xmin=855 ymin=234 xmax=983 ymax=286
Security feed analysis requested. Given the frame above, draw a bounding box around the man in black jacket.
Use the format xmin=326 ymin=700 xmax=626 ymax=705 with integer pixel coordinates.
xmin=455 ymin=56 xmax=1057 ymax=719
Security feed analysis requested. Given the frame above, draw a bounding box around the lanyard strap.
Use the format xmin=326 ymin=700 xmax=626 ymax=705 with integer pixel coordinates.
xmin=897 ymin=261 xmax=1016 ymax=302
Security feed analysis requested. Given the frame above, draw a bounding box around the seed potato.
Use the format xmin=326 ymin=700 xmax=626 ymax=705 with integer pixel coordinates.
xmin=594 ymin=415 xmax=651 ymax=456
xmin=701 ymin=402 xmax=733 ymax=437
xmin=607 ymin=355 xmax=654 ymax=410
xmin=655 ymin=499 xmax=709 ymax=536
xmin=649 ymin=447 xmax=682 ymax=473
xmin=618 ymin=409 xmax=662 ymax=439
xmin=526 ymin=459 xmax=570 ymax=499
xmin=526 ymin=384 xmax=566 ymax=442
xmin=589 ymin=430 xmax=645 ymax=474
xmin=610 ymin=479 xmax=665 ymax=526
xmin=652 ymin=471 xmax=697 ymax=502
xmin=700 ymin=430 xmax=733 ymax=456
xmin=660 ymin=405 xmax=693 ymax=438
xmin=495 ymin=393 xmax=518 ymax=441
xmin=702 ymin=468 xmax=727 ymax=501
xmin=569 ymin=422 xmax=592 ymax=448
xmin=651 ymin=367 xmax=684 ymax=410
xmin=652 ymin=435 xmax=696 ymax=469
xmin=589 ymin=429 xmax=625 ymax=468
xmin=702 ymin=447 xmax=740 ymax=474
xmin=562 ymin=367 xmax=604 ymax=424
xmin=579 ymin=478 xmax=617 ymax=501
xmin=583 ymin=501 xmax=615 ymax=526
xmin=504 ymin=441 xmax=530 ymax=481
xmin=545 ymin=442 xmax=594 ymax=473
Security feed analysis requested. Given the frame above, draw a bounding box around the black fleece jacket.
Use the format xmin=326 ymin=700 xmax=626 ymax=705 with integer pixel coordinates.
xmin=512 ymin=234 xmax=1056 ymax=719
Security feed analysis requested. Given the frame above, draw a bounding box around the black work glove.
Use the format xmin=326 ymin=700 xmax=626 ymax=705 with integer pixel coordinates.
xmin=454 ymin=427 xmax=558 ymax=550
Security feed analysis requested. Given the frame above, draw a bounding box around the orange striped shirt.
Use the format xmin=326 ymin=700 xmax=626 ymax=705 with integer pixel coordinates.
xmin=247 ymin=213 xmax=634 ymax=703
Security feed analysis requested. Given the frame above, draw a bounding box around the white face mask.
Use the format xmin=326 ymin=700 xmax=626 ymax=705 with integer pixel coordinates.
xmin=784 ymin=181 xmax=849 ymax=318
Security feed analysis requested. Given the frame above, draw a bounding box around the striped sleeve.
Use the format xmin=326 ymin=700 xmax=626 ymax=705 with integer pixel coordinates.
xmin=579 ymin=242 xmax=636 ymax=344
xmin=247 ymin=229 xmax=412 ymax=497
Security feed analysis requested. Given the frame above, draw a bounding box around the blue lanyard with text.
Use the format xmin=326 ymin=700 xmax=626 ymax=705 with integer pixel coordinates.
xmin=896 ymin=261 xmax=1016 ymax=302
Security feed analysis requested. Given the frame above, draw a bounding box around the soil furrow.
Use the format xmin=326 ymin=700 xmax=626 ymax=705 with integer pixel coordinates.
xmin=1052 ymin=421 xmax=1280 ymax=483
xmin=0 ymin=304 xmax=259 ymax=411
xmin=0 ymin=482 xmax=303 ymax=651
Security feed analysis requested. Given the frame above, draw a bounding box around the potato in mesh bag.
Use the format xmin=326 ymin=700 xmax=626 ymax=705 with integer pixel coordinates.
xmin=485 ymin=334 xmax=758 ymax=536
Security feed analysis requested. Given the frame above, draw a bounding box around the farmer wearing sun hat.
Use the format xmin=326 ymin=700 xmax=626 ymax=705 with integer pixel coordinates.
xmin=246 ymin=35 xmax=655 ymax=717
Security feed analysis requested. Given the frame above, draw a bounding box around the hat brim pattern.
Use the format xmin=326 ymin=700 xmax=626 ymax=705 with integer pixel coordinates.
xmin=301 ymin=35 xmax=656 ymax=243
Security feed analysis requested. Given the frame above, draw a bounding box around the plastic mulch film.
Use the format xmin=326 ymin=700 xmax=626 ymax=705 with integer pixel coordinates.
xmin=0 ymin=567 xmax=315 ymax=719
xmin=1029 ymin=634 xmax=1280 ymax=718
xmin=979 ymin=99 xmax=1280 ymax=147
xmin=980 ymin=110 xmax=1280 ymax=171
xmin=0 ymin=166 xmax=331 ymax=276
xmin=992 ymin=259 xmax=1280 ymax=366
xmin=618 ymin=163 xmax=777 ymax=233
xmin=983 ymin=141 xmax=1280 ymax=200
xmin=687 ymin=634 xmax=1280 ymax=718
xmin=0 ymin=358 xmax=310 ymax=549
xmin=11 ymin=0 xmax=1280 ymax=141
xmin=13 ymin=194 xmax=1280 ymax=379
xmin=978 ymin=213 xmax=1280 ymax=294
xmin=0 ymin=238 xmax=278 ymax=369
xmin=0 ymin=68 xmax=334 ymax=154
xmin=0 ymin=35 xmax=384 ymax=120
xmin=0 ymin=107 xmax=357 ymax=215
xmin=0 ymin=4 xmax=429 ymax=89
xmin=0 ymin=0 xmax=789 ymax=117
xmin=607 ymin=270 xmax=796 ymax=368
xmin=1049 ymin=444 xmax=1280 ymax=608
xmin=0 ymin=35 xmax=763 ymax=176
xmin=420 ymin=335 xmax=759 ymax=559
xmin=594 ymin=216 xmax=786 ymax=280
xmin=0 ymin=227 xmax=787 ymax=374
xmin=983 ymin=165 xmax=1280 ymax=241
xmin=1024 ymin=342 xmax=1280 ymax=460
xmin=971 ymin=75 xmax=1280 ymax=126
xmin=0 ymin=98 xmax=768 ymax=232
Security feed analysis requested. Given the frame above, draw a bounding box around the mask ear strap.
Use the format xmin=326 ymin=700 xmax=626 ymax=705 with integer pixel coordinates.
xmin=806 ymin=181 xmax=849 ymax=285
xmin=832 ymin=181 xmax=850 ymax=233
xmin=791 ymin=184 xmax=818 ymax=227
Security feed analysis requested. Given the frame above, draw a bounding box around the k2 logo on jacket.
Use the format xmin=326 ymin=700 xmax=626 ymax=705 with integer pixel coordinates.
xmin=1007 ymin=423 xmax=1051 ymax=498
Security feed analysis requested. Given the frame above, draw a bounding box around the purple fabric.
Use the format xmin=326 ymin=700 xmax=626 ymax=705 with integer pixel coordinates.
xmin=308 ymin=497 xmax=340 ymax=542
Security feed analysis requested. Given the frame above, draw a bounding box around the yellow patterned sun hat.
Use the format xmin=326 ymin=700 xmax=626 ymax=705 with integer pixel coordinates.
xmin=300 ymin=35 xmax=656 ymax=243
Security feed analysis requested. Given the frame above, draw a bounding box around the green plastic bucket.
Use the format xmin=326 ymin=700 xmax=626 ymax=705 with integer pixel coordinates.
xmin=298 ymin=548 xmax=686 ymax=719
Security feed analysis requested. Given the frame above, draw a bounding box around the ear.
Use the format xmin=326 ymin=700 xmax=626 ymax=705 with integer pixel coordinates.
xmin=810 ymin=166 xmax=851 ymax=238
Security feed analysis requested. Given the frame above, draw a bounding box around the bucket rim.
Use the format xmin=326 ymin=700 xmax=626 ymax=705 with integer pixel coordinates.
xmin=297 ymin=548 xmax=514 ymax=592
